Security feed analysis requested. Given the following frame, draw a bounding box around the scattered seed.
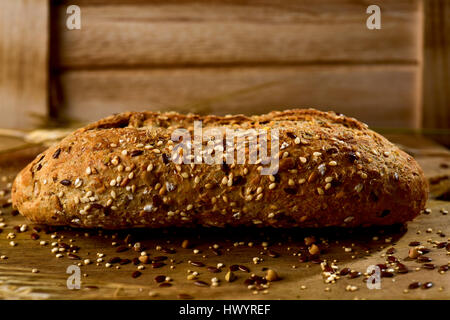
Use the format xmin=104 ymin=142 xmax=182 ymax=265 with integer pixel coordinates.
xmin=349 ymin=271 xmax=362 ymax=279
xmin=152 ymin=256 xmax=168 ymax=262
xmin=30 ymin=233 xmax=40 ymax=240
xmin=409 ymin=248 xmax=420 ymax=259
xmin=207 ymin=266 xmax=220 ymax=273
xmin=152 ymin=262 xmax=166 ymax=268
xmin=309 ymin=244 xmax=320 ymax=255
xmin=386 ymin=247 xmax=396 ymax=255
xmin=238 ymin=265 xmax=250 ymax=273
xmin=161 ymin=247 xmax=176 ymax=254
xmin=229 ymin=265 xmax=240 ymax=271
xmin=119 ymin=259 xmax=131 ymax=265
xmin=194 ymin=280 xmax=209 ymax=287
xmin=423 ymin=263 xmax=436 ymax=270
xmin=225 ymin=271 xmax=236 ymax=282
xmin=339 ymin=268 xmax=351 ymax=276
xmin=138 ymin=256 xmax=150 ymax=264
xmin=68 ymin=253 xmax=81 ymax=260
xmin=397 ymin=264 xmax=409 ymax=274
xmin=108 ymin=257 xmax=121 ymax=264
xmin=438 ymin=265 xmax=449 ymax=273
xmin=381 ymin=271 xmax=394 ymax=278
xmin=190 ymin=261 xmax=205 ymax=267
xmin=181 ymin=239 xmax=191 ymax=249
xmin=267 ymin=250 xmax=280 ymax=258
xmin=115 ymin=245 xmax=129 ymax=253
xmin=387 ymin=256 xmax=398 ymax=263
xmin=265 ymin=269 xmax=279 ymax=282
xmin=408 ymin=282 xmax=421 ymax=289
xmin=154 ymin=275 xmax=166 ymax=283
xmin=417 ymin=256 xmax=432 ymax=263
xmin=178 ymin=293 xmax=194 ymax=300
xmin=159 ymin=282 xmax=172 ymax=288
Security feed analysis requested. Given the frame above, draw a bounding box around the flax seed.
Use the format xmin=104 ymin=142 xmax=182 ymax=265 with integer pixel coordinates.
xmin=308 ymin=171 xmax=318 ymax=183
xmin=194 ymin=280 xmax=209 ymax=287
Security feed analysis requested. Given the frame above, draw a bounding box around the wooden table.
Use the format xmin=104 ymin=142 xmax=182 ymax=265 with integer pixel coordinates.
xmin=0 ymin=134 xmax=448 ymax=300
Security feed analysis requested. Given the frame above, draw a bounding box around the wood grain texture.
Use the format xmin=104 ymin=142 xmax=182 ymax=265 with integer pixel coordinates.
xmin=422 ymin=0 xmax=450 ymax=147
xmin=51 ymin=0 xmax=421 ymax=68
xmin=57 ymin=65 xmax=420 ymax=128
xmin=0 ymin=0 xmax=49 ymax=129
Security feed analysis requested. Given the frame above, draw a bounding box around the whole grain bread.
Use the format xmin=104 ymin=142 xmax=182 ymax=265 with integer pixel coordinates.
xmin=12 ymin=109 xmax=428 ymax=229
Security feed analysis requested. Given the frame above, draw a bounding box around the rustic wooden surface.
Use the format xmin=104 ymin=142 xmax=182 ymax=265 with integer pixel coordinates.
xmin=58 ymin=65 xmax=420 ymax=128
xmin=422 ymin=0 xmax=450 ymax=147
xmin=0 ymin=0 xmax=49 ymax=129
xmin=52 ymin=0 xmax=421 ymax=67
xmin=0 ymin=134 xmax=448 ymax=300
xmin=49 ymin=0 xmax=423 ymax=130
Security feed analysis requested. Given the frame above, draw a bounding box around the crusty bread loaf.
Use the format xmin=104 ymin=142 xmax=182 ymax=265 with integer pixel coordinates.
xmin=12 ymin=109 xmax=428 ymax=229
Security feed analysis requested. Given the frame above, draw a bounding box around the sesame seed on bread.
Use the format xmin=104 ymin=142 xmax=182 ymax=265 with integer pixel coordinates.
xmin=12 ymin=108 xmax=428 ymax=229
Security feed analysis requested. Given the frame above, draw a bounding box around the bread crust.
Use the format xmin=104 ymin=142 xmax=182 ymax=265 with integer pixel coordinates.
xmin=12 ymin=109 xmax=428 ymax=229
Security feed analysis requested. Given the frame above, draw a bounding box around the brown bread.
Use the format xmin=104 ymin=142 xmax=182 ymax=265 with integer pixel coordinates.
xmin=12 ymin=109 xmax=428 ymax=229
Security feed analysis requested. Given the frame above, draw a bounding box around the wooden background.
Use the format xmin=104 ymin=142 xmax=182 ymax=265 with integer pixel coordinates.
xmin=0 ymin=0 xmax=449 ymax=144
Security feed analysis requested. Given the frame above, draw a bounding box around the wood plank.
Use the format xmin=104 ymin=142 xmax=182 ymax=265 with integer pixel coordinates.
xmin=0 ymin=0 xmax=49 ymax=129
xmin=56 ymin=65 xmax=420 ymax=129
xmin=385 ymin=133 xmax=450 ymax=199
xmin=51 ymin=0 xmax=421 ymax=68
xmin=422 ymin=0 xmax=450 ymax=147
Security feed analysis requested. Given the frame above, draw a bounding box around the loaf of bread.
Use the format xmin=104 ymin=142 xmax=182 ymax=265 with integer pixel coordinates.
xmin=12 ymin=109 xmax=428 ymax=229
